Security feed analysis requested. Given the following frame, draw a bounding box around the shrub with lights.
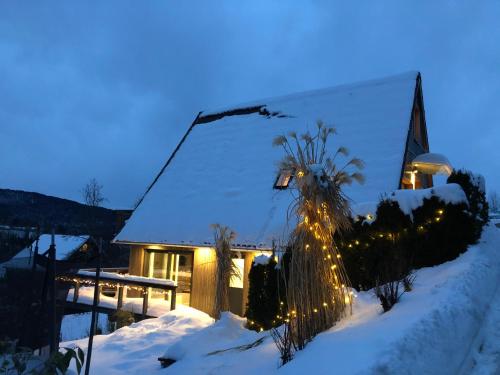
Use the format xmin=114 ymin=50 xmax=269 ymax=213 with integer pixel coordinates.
xmin=271 ymin=122 xmax=364 ymax=359
xmin=339 ymin=176 xmax=487 ymax=302
xmin=339 ymin=200 xmax=414 ymax=292
xmin=411 ymin=196 xmax=474 ymax=268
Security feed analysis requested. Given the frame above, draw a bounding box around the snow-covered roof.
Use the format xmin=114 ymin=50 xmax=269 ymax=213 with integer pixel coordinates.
xmin=116 ymin=71 xmax=421 ymax=249
xmin=13 ymin=234 xmax=89 ymax=261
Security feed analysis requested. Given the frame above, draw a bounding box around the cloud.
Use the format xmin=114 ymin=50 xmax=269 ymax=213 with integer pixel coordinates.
xmin=1 ymin=1 xmax=499 ymax=207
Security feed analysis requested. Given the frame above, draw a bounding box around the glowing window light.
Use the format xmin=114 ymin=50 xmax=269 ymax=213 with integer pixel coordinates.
xmin=274 ymin=170 xmax=293 ymax=189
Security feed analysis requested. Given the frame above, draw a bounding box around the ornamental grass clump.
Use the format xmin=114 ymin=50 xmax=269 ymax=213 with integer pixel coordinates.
xmin=212 ymin=224 xmax=238 ymax=319
xmin=273 ymin=121 xmax=364 ymax=350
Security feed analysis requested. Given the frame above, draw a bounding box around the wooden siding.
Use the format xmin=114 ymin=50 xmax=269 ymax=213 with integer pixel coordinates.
xmin=242 ymin=252 xmax=256 ymax=315
xmin=127 ymin=244 xmax=260 ymax=317
xmin=127 ymin=245 xmax=145 ymax=297
xmin=128 ymin=245 xmax=144 ymax=276
xmin=190 ymin=247 xmax=217 ymax=316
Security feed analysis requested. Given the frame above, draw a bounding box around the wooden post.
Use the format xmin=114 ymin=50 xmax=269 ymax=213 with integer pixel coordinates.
xmin=97 ymin=285 xmax=102 ymax=305
xmin=170 ymin=288 xmax=176 ymax=311
xmin=85 ymin=238 xmax=102 ymax=375
xmin=117 ymin=285 xmax=124 ymax=310
xmin=142 ymin=287 xmax=149 ymax=317
xmin=48 ymin=231 xmax=57 ymax=355
xmin=73 ymin=280 xmax=80 ymax=303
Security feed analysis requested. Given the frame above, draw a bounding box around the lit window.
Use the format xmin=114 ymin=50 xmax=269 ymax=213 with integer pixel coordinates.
xmin=230 ymin=258 xmax=244 ymax=288
xmin=274 ymin=170 xmax=293 ymax=189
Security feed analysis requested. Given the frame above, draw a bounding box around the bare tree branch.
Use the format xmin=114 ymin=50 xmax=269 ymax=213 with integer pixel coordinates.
xmin=82 ymin=178 xmax=106 ymax=207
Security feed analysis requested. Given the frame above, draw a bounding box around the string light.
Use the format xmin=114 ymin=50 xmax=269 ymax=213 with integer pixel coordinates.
xmin=340 ymin=210 xmax=447 ymax=252
xmin=56 ymin=276 xmax=174 ymax=295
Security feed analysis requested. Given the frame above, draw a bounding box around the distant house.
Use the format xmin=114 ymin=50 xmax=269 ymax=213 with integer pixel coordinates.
xmin=1 ymin=234 xmax=91 ymax=273
xmin=114 ymin=71 xmax=452 ymax=317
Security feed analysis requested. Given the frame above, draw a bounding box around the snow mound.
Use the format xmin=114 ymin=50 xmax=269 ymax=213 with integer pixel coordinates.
xmin=389 ymin=183 xmax=468 ymax=216
xmin=163 ymin=312 xmax=262 ymax=362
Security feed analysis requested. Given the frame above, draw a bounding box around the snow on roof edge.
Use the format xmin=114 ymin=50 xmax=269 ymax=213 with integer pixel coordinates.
xmin=199 ymin=71 xmax=420 ymax=119
xmin=112 ymin=238 xmax=273 ymax=251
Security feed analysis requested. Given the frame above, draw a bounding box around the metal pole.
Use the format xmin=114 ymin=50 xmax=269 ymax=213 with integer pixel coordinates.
xmin=84 ymin=238 xmax=102 ymax=375
xmin=26 ymin=228 xmax=41 ymax=349
xmin=48 ymin=230 xmax=57 ymax=354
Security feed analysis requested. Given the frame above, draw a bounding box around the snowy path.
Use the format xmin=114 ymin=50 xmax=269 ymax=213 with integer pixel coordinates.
xmin=462 ymin=250 xmax=500 ymax=375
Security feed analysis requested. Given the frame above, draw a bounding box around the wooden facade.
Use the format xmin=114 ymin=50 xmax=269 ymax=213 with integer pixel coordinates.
xmin=400 ymin=73 xmax=433 ymax=190
xmin=127 ymin=244 xmax=259 ymax=317
xmin=190 ymin=247 xmax=216 ymax=315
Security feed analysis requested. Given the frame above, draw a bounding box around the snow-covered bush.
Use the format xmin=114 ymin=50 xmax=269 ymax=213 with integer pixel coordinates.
xmin=447 ymin=169 xmax=489 ymax=241
xmin=339 ymin=199 xmax=414 ymax=292
xmin=340 ymin=183 xmax=480 ymax=295
xmin=411 ymin=195 xmax=474 ymax=268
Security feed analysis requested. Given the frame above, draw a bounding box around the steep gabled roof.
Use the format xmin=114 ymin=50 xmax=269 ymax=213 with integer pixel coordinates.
xmin=115 ymin=71 xmax=421 ymax=249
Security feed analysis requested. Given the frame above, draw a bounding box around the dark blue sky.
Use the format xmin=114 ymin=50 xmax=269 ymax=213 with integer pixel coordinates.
xmin=1 ymin=2 xmax=499 ymax=208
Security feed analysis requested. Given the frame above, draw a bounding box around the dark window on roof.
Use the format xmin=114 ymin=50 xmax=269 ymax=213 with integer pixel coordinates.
xmin=274 ymin=170 xmax=293 ymax=189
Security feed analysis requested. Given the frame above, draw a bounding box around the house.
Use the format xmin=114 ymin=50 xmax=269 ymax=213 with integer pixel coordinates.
xmin=1 ymin=234 xmax=91 ymax=273
xmin=113 ymin=71 xmax=452 ymax=317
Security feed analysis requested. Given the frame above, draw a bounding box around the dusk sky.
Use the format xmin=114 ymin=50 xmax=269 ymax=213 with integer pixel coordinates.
xmin=1 ymin=2 xmax=499 ymax=208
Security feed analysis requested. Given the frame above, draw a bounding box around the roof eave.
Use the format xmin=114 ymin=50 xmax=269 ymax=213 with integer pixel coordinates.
xmin=113 ymin=239 xmax=272 ymax=252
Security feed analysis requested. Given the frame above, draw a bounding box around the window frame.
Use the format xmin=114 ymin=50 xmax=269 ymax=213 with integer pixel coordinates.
xmin=273 ymin=169 xmax=294 ymax=190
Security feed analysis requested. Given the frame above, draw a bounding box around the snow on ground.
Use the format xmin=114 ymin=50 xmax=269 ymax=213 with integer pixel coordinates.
xmin=463 ymin=283 xmax=500 ymax=375
xmin=64 ymin=306 xmax=214 ymax=374
xmin=60 ymin=313 xmax=109 ymax=341
xmin=63 ymin=225 xmax=500 ymax=375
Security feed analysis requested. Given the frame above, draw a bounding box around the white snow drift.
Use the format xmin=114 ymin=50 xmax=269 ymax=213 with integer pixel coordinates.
xmin=64 ymin=224 xmax=500 ymax=375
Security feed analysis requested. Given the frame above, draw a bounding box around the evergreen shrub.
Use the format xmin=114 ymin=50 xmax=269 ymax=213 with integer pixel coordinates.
xmin=341 ymin=180 xmax=487 ymax=291
xmin=245 ymin=256 xmax=284 ymax=331
xmin=340 ymin=200 xmax=414 ymax=291
xmin=447 ymin=169 xmax=489 ymax=242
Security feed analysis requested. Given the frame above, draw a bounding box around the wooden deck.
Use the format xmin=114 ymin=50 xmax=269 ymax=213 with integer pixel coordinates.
xmin=63 ymin=301 xmax=157 ymax=320
xmin=57 ymin=268 xmax=178 ymax=319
